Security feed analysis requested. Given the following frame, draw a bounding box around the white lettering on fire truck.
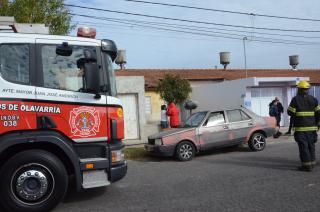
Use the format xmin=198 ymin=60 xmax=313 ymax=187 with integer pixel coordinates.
xmin=0 ymin=115 xmax=20 ymax=127
xmin=20 ymin=105 xmax=61 ymax=114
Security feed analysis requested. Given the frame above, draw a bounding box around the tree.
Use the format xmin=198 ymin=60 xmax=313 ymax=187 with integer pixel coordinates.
xmin=157 ymin=74 xmax=192 ymax=104
xmin=0 ymin=0 xmax=73 ymax=35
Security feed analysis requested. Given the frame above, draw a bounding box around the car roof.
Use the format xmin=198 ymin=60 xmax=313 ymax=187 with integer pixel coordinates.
xmin=197 ymin=107 xmax=259 ymax=117
xmin=197 ymin=107 xmax=243 ymax=113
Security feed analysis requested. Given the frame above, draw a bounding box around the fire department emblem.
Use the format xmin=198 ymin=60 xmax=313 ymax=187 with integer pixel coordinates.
xmin=69 ymin=107 xmax=100 ymax=137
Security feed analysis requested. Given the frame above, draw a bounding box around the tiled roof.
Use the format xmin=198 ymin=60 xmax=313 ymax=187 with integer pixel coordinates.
xmin=116 ymin=69 xmax=320 ymax=90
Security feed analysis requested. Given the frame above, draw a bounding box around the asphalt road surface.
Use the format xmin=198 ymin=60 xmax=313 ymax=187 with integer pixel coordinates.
xmin=55 ymin=136 xmax=320 ymax=212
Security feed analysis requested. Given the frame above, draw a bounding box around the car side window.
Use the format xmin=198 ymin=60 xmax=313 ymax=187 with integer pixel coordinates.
xmin=0 ymin=44 xmax=30 ymax=84
xmin=227 ymin=109 xmax=251 ymax=122
xmin=203 ymin=111 xmax=225 ymax=127
xmin=240 ymin=110 xmax=251 ymax=121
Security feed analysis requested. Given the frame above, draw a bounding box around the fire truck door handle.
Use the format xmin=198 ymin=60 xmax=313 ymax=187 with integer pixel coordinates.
xmin=110 ymin=119 xmax=117 ymax=140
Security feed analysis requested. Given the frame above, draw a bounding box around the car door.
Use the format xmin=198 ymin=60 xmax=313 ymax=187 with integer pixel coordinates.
xmin=225 ymin=109 xmax=253 ymax=144
xmin=198 ymin=111 xmax=229 ymax=150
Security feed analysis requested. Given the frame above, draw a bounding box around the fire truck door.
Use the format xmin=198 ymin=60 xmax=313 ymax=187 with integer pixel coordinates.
xmin=35 ymin=39 xmax=108 ymax=142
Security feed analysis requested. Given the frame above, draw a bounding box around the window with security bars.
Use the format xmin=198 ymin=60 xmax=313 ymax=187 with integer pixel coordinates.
xmin=145 ymin=96 xmax=152 ymax=114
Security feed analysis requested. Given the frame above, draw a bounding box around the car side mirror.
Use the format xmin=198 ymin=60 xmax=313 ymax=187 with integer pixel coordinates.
xmin=84 ymin=63 xmax=101 ymax=98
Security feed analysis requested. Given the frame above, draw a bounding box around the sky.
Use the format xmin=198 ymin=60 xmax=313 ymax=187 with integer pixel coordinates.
xmin=65 ymin=0 xmax=320 ymax=69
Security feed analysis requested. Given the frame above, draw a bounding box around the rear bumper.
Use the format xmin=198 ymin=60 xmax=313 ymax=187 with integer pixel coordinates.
xmin=144 ymin=144 xmax=175 ymax=157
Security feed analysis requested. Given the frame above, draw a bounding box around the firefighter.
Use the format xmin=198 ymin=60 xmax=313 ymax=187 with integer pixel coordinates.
xmin=166 ymin=102 xmax=180 ymax=128
xmin=287 ymin=80 xmax=320 ymax=172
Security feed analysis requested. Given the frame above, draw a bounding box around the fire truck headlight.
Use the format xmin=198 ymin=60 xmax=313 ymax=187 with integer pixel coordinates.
xmin=111 ymin=149 xmax=125 ymax=164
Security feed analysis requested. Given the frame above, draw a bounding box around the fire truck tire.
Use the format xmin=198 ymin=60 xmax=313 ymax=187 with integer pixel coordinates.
xmin=0 ymin=150 xmax=68 ymax=212
xmin=248 ymin=133 xmax=266 ymax=151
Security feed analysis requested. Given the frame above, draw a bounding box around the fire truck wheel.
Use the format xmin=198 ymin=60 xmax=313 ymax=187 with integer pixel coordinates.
xmin=175 ymin=141 xmax=195 ymax=161
xmin=0 ymin=150 xmax=68 ymax=212
xmin=248 ymin=133 xmax=266 ymax=151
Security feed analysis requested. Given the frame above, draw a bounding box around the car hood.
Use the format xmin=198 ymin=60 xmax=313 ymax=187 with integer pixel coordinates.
xmin=148 ymin=127 xmax=196 ymax=139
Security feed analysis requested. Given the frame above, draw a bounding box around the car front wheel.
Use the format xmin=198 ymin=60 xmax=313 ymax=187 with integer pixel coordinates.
xmin=175 ymin=141 xmax=195 ymax=161
xmin=249 ymin=133 xmax=266 ymax=151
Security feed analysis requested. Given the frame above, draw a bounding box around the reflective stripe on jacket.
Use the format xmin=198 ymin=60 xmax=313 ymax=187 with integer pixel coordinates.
xmin=287 ymin=93 xmax=320 ymax=132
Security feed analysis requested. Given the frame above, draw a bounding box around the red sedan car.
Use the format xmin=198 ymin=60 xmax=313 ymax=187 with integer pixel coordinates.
xmin=145 ymin=107 xmax=277 ymax=161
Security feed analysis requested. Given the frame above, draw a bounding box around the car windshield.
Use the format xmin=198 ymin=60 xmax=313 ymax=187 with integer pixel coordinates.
xmin=184 ymin=111 xmax=208 ymax=127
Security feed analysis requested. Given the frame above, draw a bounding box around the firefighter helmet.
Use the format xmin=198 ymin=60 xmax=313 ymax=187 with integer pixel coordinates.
xmin=297 ymin=80 xmax=310 ymax=89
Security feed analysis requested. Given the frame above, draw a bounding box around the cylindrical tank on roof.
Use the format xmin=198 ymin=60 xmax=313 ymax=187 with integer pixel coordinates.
xmin=219 ymin=52 xmax=230 ymax=69
xmin=115 ymin=50 xmax=126 ymax=69
xmin=289 ymin=55 xmax=299 ymax=70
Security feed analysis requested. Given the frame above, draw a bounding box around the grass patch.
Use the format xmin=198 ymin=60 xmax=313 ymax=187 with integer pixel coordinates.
xmin=124 ymin=147 xmax=150 ymax=160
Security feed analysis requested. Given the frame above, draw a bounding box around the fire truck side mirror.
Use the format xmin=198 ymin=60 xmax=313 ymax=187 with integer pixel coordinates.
xmin=56 ymin=42 xmax=73 ymax=56
xmin=84 ymin=63 xmax=101 ymax=98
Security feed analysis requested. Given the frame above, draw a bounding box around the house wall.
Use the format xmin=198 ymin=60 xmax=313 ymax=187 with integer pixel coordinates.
xmin=116 ymin=76 xmax=146 ymax=143
xmin=144 ymin=81 xmax=223 ymax=124
xmin=145 ymin=91 xmax=165 ymax=123
xmin=190 ymin=78 xmax=255 ymax=112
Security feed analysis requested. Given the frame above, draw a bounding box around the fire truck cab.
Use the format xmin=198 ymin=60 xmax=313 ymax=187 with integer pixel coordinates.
xmin=0 ymin=26 xmax=127 ymax=212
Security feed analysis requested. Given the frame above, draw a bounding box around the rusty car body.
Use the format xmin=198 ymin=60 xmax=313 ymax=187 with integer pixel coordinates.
xmin=145 ymin=107 xmax=277 ymax=161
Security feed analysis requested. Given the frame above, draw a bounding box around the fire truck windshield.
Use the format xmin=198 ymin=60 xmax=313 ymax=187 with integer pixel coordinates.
xmin=102 ymin=52 xmax=117 ymax=97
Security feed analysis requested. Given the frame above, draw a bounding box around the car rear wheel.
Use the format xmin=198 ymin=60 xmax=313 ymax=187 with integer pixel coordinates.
xmin=0 ymin=150 xmax=68 ymax=212
xmin=175 ymin=141 xmax=195 ymax=161
xmin=249 ymin=133 xmax=266 ymax=151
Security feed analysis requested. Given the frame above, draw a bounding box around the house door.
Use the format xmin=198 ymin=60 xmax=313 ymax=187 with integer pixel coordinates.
xmin=251 ymin=87 xmax=284 ymax=126
xmin=118 ymin=94 xmax=139 ymax=140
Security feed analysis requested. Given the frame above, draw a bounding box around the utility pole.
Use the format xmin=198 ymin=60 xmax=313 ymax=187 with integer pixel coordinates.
xmin=243 ymin=36 xmax=248 ymax=78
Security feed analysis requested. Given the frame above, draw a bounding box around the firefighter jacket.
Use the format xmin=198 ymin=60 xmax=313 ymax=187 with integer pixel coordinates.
xmin=287 ymin=93 xmax=320 ymax=132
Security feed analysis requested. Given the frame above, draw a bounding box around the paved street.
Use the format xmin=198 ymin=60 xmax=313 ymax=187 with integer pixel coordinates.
xmin=54 ymin=136 xmax=320 ymax=212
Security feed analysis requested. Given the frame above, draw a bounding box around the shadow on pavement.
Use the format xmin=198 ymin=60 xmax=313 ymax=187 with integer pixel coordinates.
xmin=137 ymin=145 xmax=251 ymax=162
xmin=200 ymin=155 xmax=299 ymax=171
xmin=197 ymin=145 xmax=251 ymax=157
xmin=62 ymin=179 xmax=107 ymax=203
xmin=138 ymin=155 xmax=176 ymax=162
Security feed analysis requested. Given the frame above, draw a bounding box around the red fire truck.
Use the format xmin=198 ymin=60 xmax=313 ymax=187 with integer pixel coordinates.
xmin=0 ymin=23 xmax=127 ymax=212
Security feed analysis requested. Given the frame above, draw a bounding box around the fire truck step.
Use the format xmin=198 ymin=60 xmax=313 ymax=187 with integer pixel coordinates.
xmin=82 ymin=170 xmax=110 ymax=189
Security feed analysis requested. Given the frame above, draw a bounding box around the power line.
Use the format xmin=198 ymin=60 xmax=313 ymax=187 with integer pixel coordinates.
xmin=65 ymin=4 xmax=320 ymax=33
xmin=71 ymin=13 xmax=320 ymax=45
xmin=124 ymin=0 xmax=320 ymax=22
xmin=73 ymin=16 xmax=320 ymax=39
xmin=73 ymin=17 xmax=320 ymax=44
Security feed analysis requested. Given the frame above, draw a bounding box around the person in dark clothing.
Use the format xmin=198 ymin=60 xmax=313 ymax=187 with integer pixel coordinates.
xmin=287 ymin=80 xmax=320 ymax=172
xmin=269 ymin=97 xmax=284 ymax=128
xmin=269 ymin=97 xmax=284 ymax=138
